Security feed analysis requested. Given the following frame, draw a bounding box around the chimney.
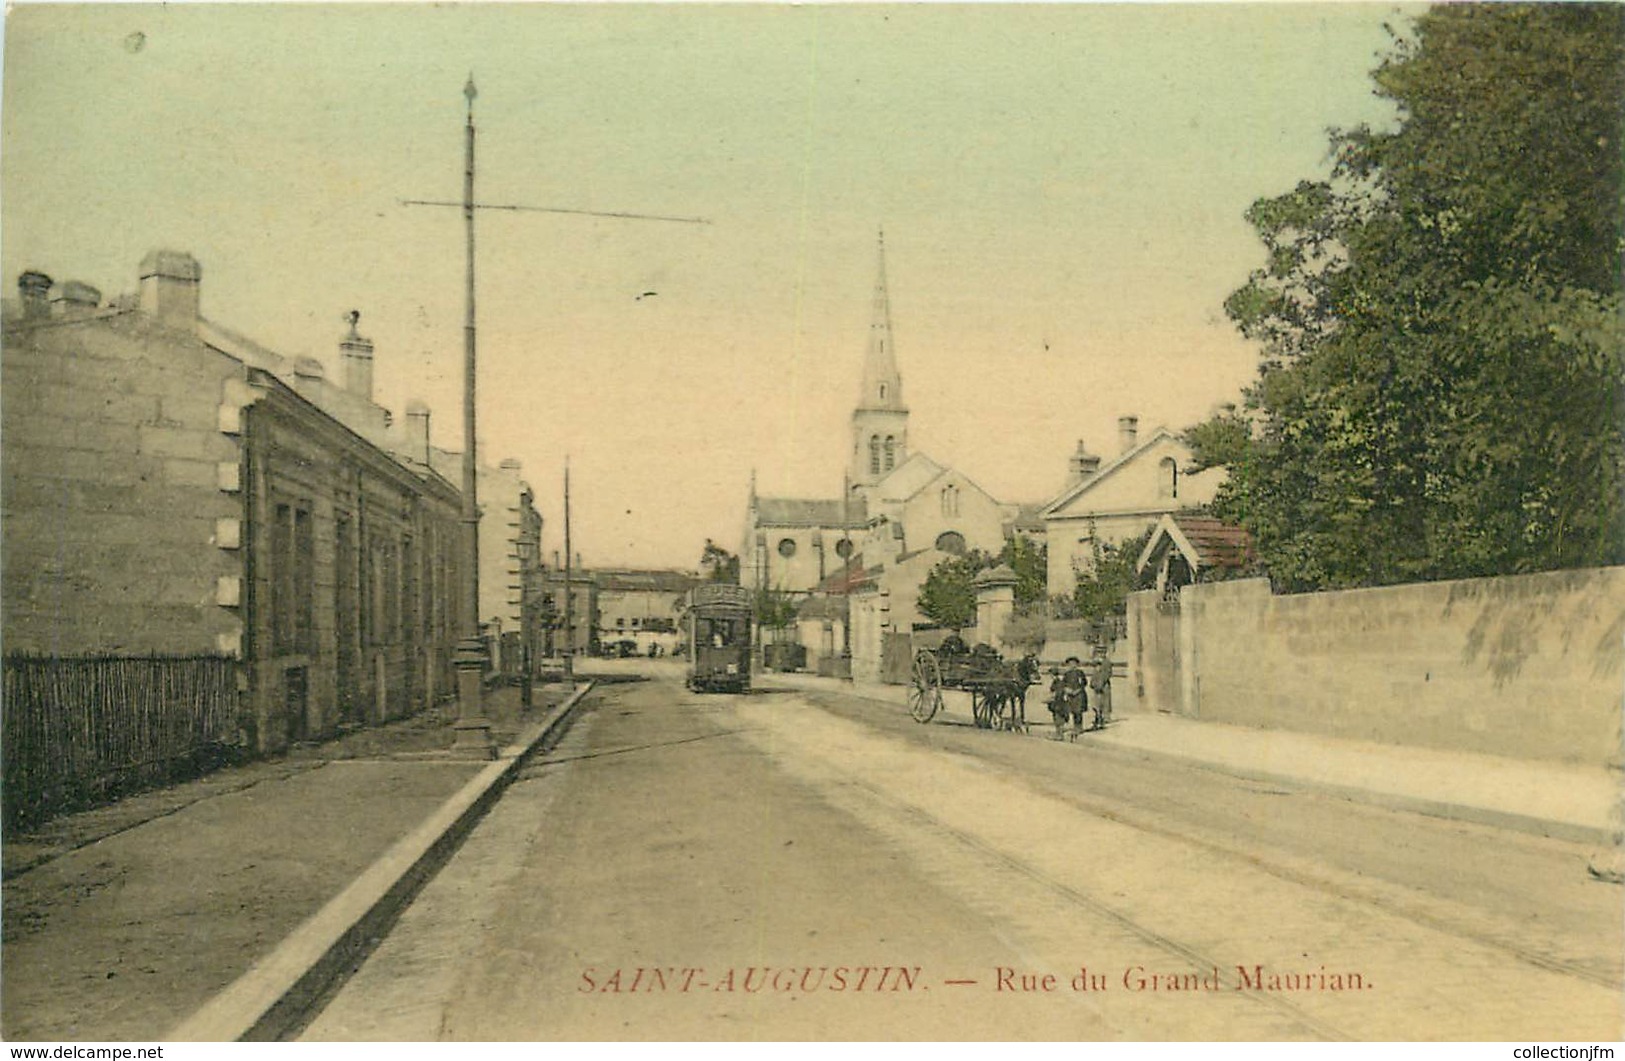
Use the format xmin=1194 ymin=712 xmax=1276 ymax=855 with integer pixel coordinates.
xmin=139 ymin=250 xmax=201 ymax=329
xmin=339 ymin=309 xmax=374 ymax=402
xmin=53 ymin=280 xmax=102 ymax=318
xmin=1117 ymin=414 xmax=1139 ymax=455
xmin=404 ymin=399 xmax=431 ymax=465
xmin=293 ymin=357 xmax=326 ymax=388
xmin=18 ymin=271 xmax=53 ymax=319
xmin=1067 ymin=439 xmax=1101 ymax=485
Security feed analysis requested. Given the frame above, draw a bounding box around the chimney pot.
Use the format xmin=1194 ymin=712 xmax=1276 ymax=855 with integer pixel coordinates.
xmin=404 ymin=400 xmax=431 ymax=465
xmin=18 ymin=271 xmax=53 ymax=318
xmin=1068 ymin=439 xmax=1102 ymax=485
xmin=54 ymin=280 xmax=102 ymax=314
xmin=340 ymin=311 xmax=376 ymax=402
xmin=1117 ymin=414 xmax=1139 ymax=455
xmin=138 ymin=249 xmax=201 ymax=330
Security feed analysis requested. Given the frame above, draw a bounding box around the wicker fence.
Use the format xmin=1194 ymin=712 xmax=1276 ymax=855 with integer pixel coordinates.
xmin=3 ymin=653 xmax=243 ymax=828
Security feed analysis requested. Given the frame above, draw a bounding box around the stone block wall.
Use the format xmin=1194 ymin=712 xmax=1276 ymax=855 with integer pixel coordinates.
xmin=2 ymin=314 xmax=243 ymax=656
xmin=1128 ymin=569 xmax=1624 ymax=766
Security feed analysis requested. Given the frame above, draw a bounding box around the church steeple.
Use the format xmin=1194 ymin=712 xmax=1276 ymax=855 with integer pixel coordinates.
xmin=859 ymin=227 xmax=905 ymax=413
xmin=851 ymin=227 xmax=910 ymax=490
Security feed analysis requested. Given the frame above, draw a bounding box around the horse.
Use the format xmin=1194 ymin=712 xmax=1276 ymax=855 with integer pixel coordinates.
xmin=986 ymin=652 xmax=1042 ymax=733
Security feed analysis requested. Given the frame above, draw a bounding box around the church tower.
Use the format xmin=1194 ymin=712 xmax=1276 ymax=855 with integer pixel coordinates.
xmin=850 ymin=228 xmax=909 ymax=491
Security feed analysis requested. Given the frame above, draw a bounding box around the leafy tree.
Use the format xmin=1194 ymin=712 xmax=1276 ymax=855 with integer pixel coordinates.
xmin=917 ymin=549 xmax=995 ymax=630
xmin=1070 ymin=525 xmax=1154 ymax=624
xmin=999 ymin=535 xmax=1048 ymax=610
xmin=699 ymin=539 xmax=740 ymax=584
xmin=1201 ymin=4 xmax=1625 ymax=591
xmin=753 ymin=585 xmax=799 ymax=631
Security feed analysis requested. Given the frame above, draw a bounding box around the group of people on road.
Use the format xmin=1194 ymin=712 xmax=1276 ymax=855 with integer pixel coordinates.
xmin=1047 ymin=652 xmax=1113 ymax=741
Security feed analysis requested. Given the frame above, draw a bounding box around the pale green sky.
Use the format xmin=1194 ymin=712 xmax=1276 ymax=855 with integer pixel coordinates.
xmin=2 ymin=3 xmax=1411 ymax=568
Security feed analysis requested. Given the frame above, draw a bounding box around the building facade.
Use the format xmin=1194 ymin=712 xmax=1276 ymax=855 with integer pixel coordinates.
xmin=593 ymin=568 xmax=699 ymax=655
xmin=2 ymin=252 xmax=462 ymax=762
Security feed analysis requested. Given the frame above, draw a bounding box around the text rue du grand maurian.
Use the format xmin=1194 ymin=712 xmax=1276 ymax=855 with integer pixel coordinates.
xmin=577 ymin=964 xmax=1371 ymax=996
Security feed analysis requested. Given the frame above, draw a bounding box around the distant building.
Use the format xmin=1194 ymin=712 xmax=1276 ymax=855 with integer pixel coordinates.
xmin=592 ymin=568 xmax=700 ymax=655
xmin=2 ymin=253 xmax=462 ymax=767
xmin=1038 ymin=416 xmax=1226 ymax=599
xmin=540 ymin=567 xmax=597 ymax=659
xmin=420 ymin=442 xmax=544 ymax=680
xmin=741 ymin=231 xmax=1041 ymax=605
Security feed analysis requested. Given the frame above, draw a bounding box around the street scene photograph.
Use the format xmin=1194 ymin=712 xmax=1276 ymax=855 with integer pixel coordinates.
xmin=2 ymin=0 xmax=1621 ymax=1048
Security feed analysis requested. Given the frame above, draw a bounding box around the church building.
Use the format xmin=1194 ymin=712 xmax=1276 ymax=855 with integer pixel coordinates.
xmin=741 ymin=232 xmax=1038 ymax=658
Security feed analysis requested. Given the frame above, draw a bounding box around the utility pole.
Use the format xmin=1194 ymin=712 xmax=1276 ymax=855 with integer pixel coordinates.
xmin=448 ymin=77 xmax=495 ymax=759
xmin=563 ymin=457 xmax=574 ymax=682
xmin=404 ymin=81 xmax=709 ymax=737
xmin=841 ymin=472 xmax=852 ymax=674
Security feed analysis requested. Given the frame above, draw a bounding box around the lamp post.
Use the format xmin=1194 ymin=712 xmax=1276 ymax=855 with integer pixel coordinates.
xmin=450 ymin=77 xmax=495 ymax=759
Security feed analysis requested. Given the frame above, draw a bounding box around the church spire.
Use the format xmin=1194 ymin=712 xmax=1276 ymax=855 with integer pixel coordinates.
xmin=850 ymin=226 xmax=909 ymax=490
xmin=858 ymin=226 xmax=905 ymax=412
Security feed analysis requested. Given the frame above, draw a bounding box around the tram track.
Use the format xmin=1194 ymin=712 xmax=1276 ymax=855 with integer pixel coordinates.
xmin=795 ymin=686 xmax=1623 ymax=994
xmin=731 ymin=690 xmax=1621 ymax=1040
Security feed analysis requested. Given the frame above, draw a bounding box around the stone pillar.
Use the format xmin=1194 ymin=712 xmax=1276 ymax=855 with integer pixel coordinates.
xmin=972 ymin=564 xmax=1019 ymax=649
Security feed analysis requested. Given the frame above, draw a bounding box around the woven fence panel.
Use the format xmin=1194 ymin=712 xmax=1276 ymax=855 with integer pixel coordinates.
xmin=3 ymin=654 xmax=240 ymax=828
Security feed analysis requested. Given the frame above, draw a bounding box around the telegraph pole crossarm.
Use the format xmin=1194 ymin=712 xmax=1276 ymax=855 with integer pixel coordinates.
xmin=403 ymin=79 xmax=710 ymax=746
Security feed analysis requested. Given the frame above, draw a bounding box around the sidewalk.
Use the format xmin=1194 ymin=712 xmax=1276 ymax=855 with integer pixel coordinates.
xmin=762 ymin=670 xmax=1621 ymax=847
xmin=1 ymin=682 xmax=584 ymax=1043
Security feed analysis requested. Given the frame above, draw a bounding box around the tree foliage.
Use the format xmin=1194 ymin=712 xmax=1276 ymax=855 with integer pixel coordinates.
xmin=1070 ymin=526 xmax=1155 ymax=624
xmin=917 ymin=549 xmax=996 ymax=630
xmin=699 ymin=539 xmax=740 ymax=584
xmin=1199 ymin=4 xmax=1625 ymax=592
xmin=753 ymin=585 xmax=798 ymax=630
xmin=1000 ymin=535 xmax=1048 ymax=610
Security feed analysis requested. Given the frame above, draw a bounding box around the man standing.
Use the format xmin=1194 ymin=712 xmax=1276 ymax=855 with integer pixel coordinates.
xmin=1049 ymin=657 xmax=1088 ymax=740
xmin=1090 ymin=648 xmax=1114 ymax=730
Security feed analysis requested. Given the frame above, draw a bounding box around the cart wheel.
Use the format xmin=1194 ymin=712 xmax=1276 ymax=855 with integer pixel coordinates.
xmin=909 ymin=651 xmax=942 ymax=723
xmin=971 ymin=690 xmax=993 ymax=729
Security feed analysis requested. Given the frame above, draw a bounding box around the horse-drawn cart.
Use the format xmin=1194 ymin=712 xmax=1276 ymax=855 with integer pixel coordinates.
xmin=907 ymin=642 xmax=1039 ymax=731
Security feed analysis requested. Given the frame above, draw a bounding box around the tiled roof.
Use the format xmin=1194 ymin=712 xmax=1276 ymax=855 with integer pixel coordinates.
xmin=795 ymin=595 xmax=848 ymax=621
xmin=1172 ymin=514 xmax=1254 ymax=570
xmin=815 ymin=555 xmax=880 ymax=594
xmin=755 ymin=497 xmax=868 ymax=528
xmin=592 ymin=569 xmax=702 ymax=593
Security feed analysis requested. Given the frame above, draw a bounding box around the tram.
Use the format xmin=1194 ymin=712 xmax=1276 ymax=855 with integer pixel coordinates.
xmin=684 ymin=584 xmax=753 ymax=693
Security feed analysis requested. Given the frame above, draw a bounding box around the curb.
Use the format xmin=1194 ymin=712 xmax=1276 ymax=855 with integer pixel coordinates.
xmin=1087 ymin=741 xmax=1616 ymax=848
xmin=769 ymin=675 xmax=1614 ymax=847
xmin=164 ymin=681 xmax=596 ymax=1042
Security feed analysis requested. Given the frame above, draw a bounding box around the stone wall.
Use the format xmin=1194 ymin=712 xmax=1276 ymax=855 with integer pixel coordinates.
xmin=2 ymin=313 xmax=244 ymax=656
xmin=1127 ymin=568 xmax=1624 ymax=766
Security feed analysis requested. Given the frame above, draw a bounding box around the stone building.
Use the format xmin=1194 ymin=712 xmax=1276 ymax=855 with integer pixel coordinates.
xmin=592 ymin=568 xmax=699 ymax=655
xmin=741 ymin=232 xmax=1039 ymax=604
xmin=1038 ymin=416 xmax=1225 ymax=599
xmin=419 ymin=442 xmax=544 ymax=680
xmin=2 ymin=252 xmax=462 ymax=761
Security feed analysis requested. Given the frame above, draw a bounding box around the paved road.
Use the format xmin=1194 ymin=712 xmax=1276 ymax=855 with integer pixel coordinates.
xmin=303 ymin=669 xmax=1623 ymax=1041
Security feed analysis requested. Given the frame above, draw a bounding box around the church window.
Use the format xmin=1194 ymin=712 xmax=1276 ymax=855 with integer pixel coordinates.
xmin=939 ymin=484 xmax=960 ymax=517
xmin=1159 ymin=457 xmax=1178 ymax=500
xmin=834 ymin=538 xmax=853 ymax=559
xmin=879 ymin=383 xmax=888 ymax=402
xmin=883 ymin=436 xmax=896 ymax=471
xmin=869 ymin=435 xmax=881 ymax=476
xmin=935 ymin=531 xmax=966 ymax=555
xmin=778 ymin=538 xmax=798 ymax=558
